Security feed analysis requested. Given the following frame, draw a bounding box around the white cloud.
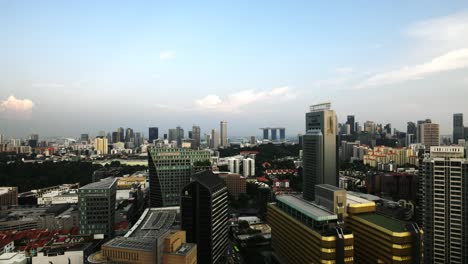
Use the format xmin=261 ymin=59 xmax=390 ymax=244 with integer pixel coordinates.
xmin=195 ymin=86 xmax=296 ymax=113
xmin=159 ymin=50 xmax=176 ymax=60
xmin=0 ymin=96 xmax=35 ymax=119
xmin=335 ymin=67 xmax=353 ymax=74
xmin=355 ymin=48 xmax=468 ymax=89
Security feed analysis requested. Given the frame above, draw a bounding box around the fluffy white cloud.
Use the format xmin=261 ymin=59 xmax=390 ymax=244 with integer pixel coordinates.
xmin=0 ymin=96 xmax=35 ymax=119
xmin=159 ymin=50 xmax=176 ymax=60
xmin=195 ymin=87 xmax=296 ymax=113
xmin=356 ymin=48 xmax=468 ymax=89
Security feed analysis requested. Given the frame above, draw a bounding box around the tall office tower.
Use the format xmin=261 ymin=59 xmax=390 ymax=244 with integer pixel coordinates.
xmin=148 ymin=147 xmax=211 ymax=207
xmin=279 ymin=128 xmax=286 ymax=141
xmin=94 ymin=136 xmax=108 ymax=155
xmin=148 ymin=127 xmax=159 ymax=143
xmin=168 ymin=129 xmax=177 ymax=143
xmin=176 ymin=126 xmax=184 ymax=147
xmin=453 ymin=113 xmax=465 ymax=144
xmin=406 ymin=134 xmax=416 ymax=146
xmin=268 ymin=194 xmax=353 ymax=264
xmin=192 ymin=125 xmax=201 ymax=149
xmin=346 ymin=115 xmax=355 ymax=134
xmin=117 ymin=127 xmax=124 ymax=142
xmin=78 ymin=177 xmax=117 ymax=237
xmin=134 ymin=132 xmax=142 ymax=147
xmin=220 ymin=121 xmax=228 ymax=147
xmin=80 ymin=133 xmax=89 ymax=142
xmin=407 ymin=121 xmax=417 ymax=135
xmin=181 ymin=171 xmax=228 ymax=264
xmin=355 ymin=122 xmax=361 ymax=133
xmin=384 ymin=123 xmax=392 ymax=135
xmin=242 ymin=158 xmax=255 ymax=177
xmin=250 ymin=136 xmax=256 ymax=145
xmin=205 ymin=134 xmax=211 ymax=147
xmin=422 ymin=146 xmax=468 ymax=263
xmin=0 ymin=133 xmax=4 ymax=144
xmin=164 ymin=133 xmax=168 ymax=140
xmin=416 ymin=119 xmax=431 ymax=143
xmin=305 ymin=102 xmax=338 ymax=188
xmin=271 ymin=129 xmax=278 ymax=141
xmin=125 ymin=128 xmax=134 ymax=143
xmin=106 ymin=132 xmax=112 ymax=144
xmin=111 ymin=132 xmax=119 ymax=143
xmin=211 ymin=129 xmax=219 ymax=149
xmin=188 ymin=131 xmax=193 ymax=139
xmin=302 ymin=130 xmax=323 ymax=201
xmin=363 ymin=121 xmax=376 ymax=134
xmin=262 ymin=129 xmax=269 ymax=140
xmin=419 ymin=123 xmax=440 ymax=147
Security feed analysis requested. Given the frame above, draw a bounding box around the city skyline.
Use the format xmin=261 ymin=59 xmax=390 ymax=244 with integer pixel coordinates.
xmin=1 ymin=1 xmax=468 ymax=137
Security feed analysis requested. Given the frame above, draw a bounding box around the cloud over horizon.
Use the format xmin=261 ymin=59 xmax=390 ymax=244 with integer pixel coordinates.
xmin=159 ymin=50 xmax=176 ymax=60
xmin=0 ymin=96 xmax=35 ymax=119
xmin=195 ymin=87 xmax=297 ymax=113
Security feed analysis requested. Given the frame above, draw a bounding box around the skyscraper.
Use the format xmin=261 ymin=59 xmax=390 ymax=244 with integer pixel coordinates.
xmin=94 ymin=136 xmax=108 ymax=155
xmin=407 ymin=121 xmax=417 ymax=135
xmin=346 ymin=115 xmax=355 ymax=134
xmin=302 ymin=130 xmax=323 ymax=201
xmin=242 ymin=158 xmax=255 ymax=177
xmin=419 ymin=122 xmax=440 ymax=147
xmin=168 ymin=128 xmax=177 ymax=143
xmin=134 ymin=132 xmax=142 ymax=147
xmin=125 ymin=128 xmax=134 ymax=143
xmin=148 ymin=127 xmax=159 ymax=143
xmin=112 ymin=132 xmax=119 ymax=143
xmin=80 ymin=133 xmax=89 ymax=142
xmin=181 ymin=171 xmax=228 ymax=264
xmin=453 ymin=113 xmax=464 ymax=144
xmin=192 ymin=125 xmax=201 ymax=149
xmin=271 ymin=129 xmax=277 ymax=141
xmin=148 ymin=147 xmax=211 ymax=207
xmin=220 ymin=121 xmax=228 ymax=147
xmin=117 ymin=127 xmax=124 ymax=143
xmin=422 ymin=146 xmax=468 ymax=263
xmin=176 ymin=126 xmax=184 ymax=148
xmin=279 ymin=128 xmax=286 ymax=141
xmin=78 ymin=177 xmax=117 ymax=237
xmin=262 ymin=129 xmax=269 ymax=140
xmin=211 ymin=129 xmax=219 ymax=149
xmin=305 ymin=102 xmax=338 ymax=189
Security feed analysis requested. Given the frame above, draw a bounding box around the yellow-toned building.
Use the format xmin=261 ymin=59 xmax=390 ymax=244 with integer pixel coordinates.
xmin=346 ymin=193 xmax=423 ymax=264
xmin=94 ymin=137 xmax=108 ymax=155
xmin=162 ymin=231 xmax=197 ymax=264
xmin=268 ymin=195 xmax=354 ymax=264
xmin=363 ymin=146 xmax=419 ymax=168
xmin=117 ymin=176 xmax=146 ymax=189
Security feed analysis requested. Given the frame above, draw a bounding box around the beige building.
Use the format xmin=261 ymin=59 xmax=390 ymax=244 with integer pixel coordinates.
xmin=162 ymin=231 xmax=197 ymax=264
xmin=419 ymin=123 xmax=440 ymax=147
xmin=363 ymin=146 xmax=419 ymax=168
xmin=94 ymin=137 xmax=108 ymax=155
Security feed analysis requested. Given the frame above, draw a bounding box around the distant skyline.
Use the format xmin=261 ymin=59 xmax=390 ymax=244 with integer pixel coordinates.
xmin=1 ymin=1 xmax=468 ymax=137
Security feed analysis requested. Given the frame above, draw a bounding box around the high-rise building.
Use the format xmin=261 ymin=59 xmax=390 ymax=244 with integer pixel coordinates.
xmin=416 ymin=119 xmax=431 ymax=143
xmin=346 ymin=115 xmax=355 ymax=134
xmin=302 ymin=130 xmax=323 ymax=201
xmin=242 ymin=158 xmax=255 ymax=177
xmin=181 ymin=171 xmax=228 ymax=264
xmin=134 ymin=132 xmax=142 ymax=147
xmin=250 ymin=136 xmax=256 ymax=145
xmin=279 ymin=128 xmax=286 ymax=141
xmin=211 ymin=129 xmax=219 ymax=149
xmin=305 ymin=102 xmax=338 ymax=190
xmin=453 ymin=113 xmax=465 ymax=144
xmin=112 ymin=132 xmax=119 ymax=143
xmin=176 ymin=126 xmax=184 ymax=148
xmin=407 ymin=121 xmax=417 ymax=135
xmin=78 ymin=177 xmax=117 ymax=237
xmin=94 ymin=136 xmax=108 ymax=155
xmin=228 ymin=158 xmax=240 ymax=174
xmin=125 ymin=128 xmax=134 ymax=143
xmin=363 ymin=121 xmax=376 ymax=134
xmin=148 ymin=127 xmax=159 ymax=143
xmin=117 ymin=127 xmax=124 ymax=143
xmin=419 ymin=122 xmax=440 ymax=147
xmin=384 ymin=123 xmax=392 ymax=135
xmin=106 ymin=132 xmax=112 ymax=145
xmin=268 ymin=194 xmax=353 ymax=263
xmin=422 ymin=146 xmax=468 ymax=263
xmin=220 ymin=121 xmax=228 ymax=147
xmin=80 ymin=133 xmax=89 ymax=142
xmin=262 ymin=129 xmax=269 ymax=140
xmin=271 ymin=129 xmax=278 ymax=141
xmin=192 ymin=125 xmax=201 ymax=149
xmin=148 ymin=147 xmax=211 ymax=207
xmin=168 ymin=129 xmax=177 ymax=143
xmin=0 ymin=133 xmax=4 ymax=144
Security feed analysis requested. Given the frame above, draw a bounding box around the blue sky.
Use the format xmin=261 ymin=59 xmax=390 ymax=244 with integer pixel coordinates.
xmin=1 ymin=1 xmax=468 ymax=138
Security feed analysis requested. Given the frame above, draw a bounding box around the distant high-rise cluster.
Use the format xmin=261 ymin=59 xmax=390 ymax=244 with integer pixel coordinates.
xmin=260 ymin=127 xmax=286 ymax=142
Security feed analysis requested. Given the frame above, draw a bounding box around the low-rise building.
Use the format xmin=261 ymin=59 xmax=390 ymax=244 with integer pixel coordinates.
xmin=0 ymin=187 xmax=18 ymax=208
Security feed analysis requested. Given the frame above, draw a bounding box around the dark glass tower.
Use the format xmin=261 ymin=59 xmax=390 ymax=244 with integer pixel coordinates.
xmin=148 ymin=127 xmax=159 ymax=143
xmin=453 ymin=113 xmax=464 ymax=144
xmin=346 ymin=115 xmax=355 ymax=134
xmin=181 ymin=171 xmax=228 ymax=264
xmin=302 ymin=130 xmax=323 ymax=201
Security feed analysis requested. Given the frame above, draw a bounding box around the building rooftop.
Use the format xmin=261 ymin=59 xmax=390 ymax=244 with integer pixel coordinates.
xmin=275 ymin=195 xmax=337 ymax=222
xmin=192 ymin=171 xmax=226 ymax=193
xmin=103 ymin=236 xmax=155 ymax=251
xmin=356 ymin=213 xmax=408 ymax=232
xmin=124 ymin=207 xmax=179 ymax=239
xmin=80 ymin=177 xmax=117 ymax=190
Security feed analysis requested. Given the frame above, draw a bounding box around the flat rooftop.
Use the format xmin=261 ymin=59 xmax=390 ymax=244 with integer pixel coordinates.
xmin=103 ymin=236 xmax=154 ymax=251
xmin=124 ymin=207 xmax=179 ymax=239
xmin=80 ymin=177 xmax=117 ymax=190
xmin=275 ymin=195 xmax=337 ymax=221
xmin=356 ymin=213 xmax=407 ymax=232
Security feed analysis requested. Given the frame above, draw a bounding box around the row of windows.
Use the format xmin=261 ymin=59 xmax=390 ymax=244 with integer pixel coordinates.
xmin=103 ymin=249 xmax=140 ymax=261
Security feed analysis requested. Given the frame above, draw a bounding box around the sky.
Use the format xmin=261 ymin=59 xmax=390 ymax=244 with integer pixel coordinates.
xmin=1 ymin=0 xmax=468 ymax=138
